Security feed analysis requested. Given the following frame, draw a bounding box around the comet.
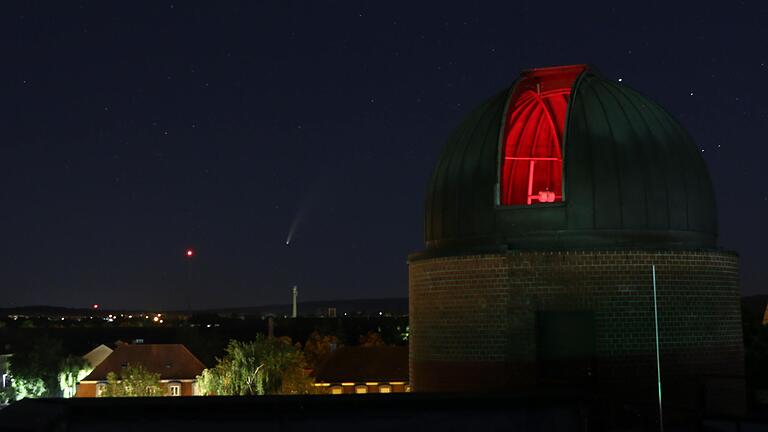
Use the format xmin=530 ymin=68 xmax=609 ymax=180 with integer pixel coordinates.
xmin=285 ymin=209 xmax=304 ymax=246
xmin=284 ymin=181 xmax=322 ymax=246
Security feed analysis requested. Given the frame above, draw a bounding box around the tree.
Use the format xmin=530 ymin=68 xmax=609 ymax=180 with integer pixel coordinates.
xmin=198 ymin=335 xmax=312 ymax=396
xmin=10 ymin=377 xmax=46 ymax=400
xmin=359 ymin=330 xmax=386 ymax=347
xmin=303 ymin=331 xmax=340 ymax=371
xmin=58 ymin=355 xmax=93 ymax=398
xmin=0 ymin=385 xmax=14 ymax=404
xmin=101 ymin=364 xmax=162 ymax=397
xmin=8 ymin=335 xmax=64 ymax=398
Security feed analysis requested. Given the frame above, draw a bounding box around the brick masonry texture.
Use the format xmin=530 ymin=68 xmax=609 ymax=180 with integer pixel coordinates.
xmin=409 ymin=250 xmax=744 ymax=392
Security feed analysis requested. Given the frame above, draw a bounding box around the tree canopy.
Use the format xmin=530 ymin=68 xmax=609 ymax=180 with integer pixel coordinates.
xmin=303 ymin=331 xmax=340 ymax=371
xmin=359 ymin=330 xmax=386 ymax=347
xmin=198 ymin=335 xmax=312 ymax=396
xmin=58 ymin=355 xmax=92 ymax=398
xmin=101 ymin=363 xmax=162 ymax=397
xmin=9 ymin=335 xmax=64 ymax=399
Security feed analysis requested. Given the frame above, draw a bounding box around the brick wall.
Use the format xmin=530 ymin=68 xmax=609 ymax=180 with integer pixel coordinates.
xmin=409 ymin=250 xmax=743 ymax=395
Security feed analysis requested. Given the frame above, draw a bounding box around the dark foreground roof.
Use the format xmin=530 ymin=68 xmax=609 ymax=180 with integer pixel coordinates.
xmin=0 ymin=393 xmax=583 ymax=431
xmin=314 ymin=346 xmax=408 ymax=383
xmin=82 ymin=344 xmax=205 ymax=381
xmin=1 ymin=392 xmax=765 ymax=432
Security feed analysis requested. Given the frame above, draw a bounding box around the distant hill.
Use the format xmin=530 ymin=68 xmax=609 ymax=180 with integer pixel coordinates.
xmin=201 ymin=297 xmax=408 ymax=317
xmin=0 ymin=305 xmax=111 ymax=316
xmin=0 ymin=297 xmax=409 ymax=317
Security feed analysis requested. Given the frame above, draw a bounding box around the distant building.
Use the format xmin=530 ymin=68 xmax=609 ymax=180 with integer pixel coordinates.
xmin=76 ymin=344 xmax=206 ymax=397
xmin=327 ymin=307 xmax=337 ymax=318
xmin=313 ymin=346 xmax=409 ymax=394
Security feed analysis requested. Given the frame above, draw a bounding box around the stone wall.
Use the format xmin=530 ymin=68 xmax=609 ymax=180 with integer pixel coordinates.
xmin=409 ymin=250 xmax=743 ymax=397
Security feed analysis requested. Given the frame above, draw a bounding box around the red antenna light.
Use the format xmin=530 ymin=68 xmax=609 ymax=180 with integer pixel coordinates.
xmin=92 ymin=304 xmax=99 ymax=309
xmin=186 ymin=249 xmax=194 ymax=257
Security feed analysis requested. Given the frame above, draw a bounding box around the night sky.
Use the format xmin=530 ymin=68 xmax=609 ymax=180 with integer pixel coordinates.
xmin=1 ymin=2 xmax=766 ymax=310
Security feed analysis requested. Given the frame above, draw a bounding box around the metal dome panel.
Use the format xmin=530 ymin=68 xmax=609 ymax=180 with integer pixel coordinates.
xmin=421 ymin=66 xmax=717 ymax=255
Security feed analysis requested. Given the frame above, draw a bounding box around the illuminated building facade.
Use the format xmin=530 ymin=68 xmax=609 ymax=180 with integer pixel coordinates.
xmin=409 ymin=65 xmax=744 ymax=410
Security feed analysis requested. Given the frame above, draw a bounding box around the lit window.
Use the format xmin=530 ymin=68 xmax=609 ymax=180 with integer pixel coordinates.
xmin=354 ymin=385 xmax=368 ymax=394
xmin=378 ymin=384 xmax=392 ymax=394
xmin=499 ymin=65 xmax=586 ymax=206
xmin=330 ymin=386 xmax=343 ymax=395
xmin=169 ymin=382 xmax=181 ymax=396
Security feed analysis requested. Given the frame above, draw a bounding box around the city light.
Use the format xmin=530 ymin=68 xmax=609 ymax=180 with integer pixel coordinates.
xmin=92 ymin=304 xmax=99 ymax=309
xmin=186 ymin=249 xmax=194 ymax=257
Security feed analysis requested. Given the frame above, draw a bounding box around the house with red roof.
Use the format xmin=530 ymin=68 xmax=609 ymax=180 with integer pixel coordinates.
xmin=76 ymin=343 xmax=206 ymax=397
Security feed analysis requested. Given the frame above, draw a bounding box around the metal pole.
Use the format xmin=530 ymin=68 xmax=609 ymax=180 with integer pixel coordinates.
xmin=652 ymin=265 xmax=663 ymax=432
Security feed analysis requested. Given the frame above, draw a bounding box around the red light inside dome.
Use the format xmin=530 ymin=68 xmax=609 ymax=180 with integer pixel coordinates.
xmin=500 ymin=65 xmax=586 ymax=205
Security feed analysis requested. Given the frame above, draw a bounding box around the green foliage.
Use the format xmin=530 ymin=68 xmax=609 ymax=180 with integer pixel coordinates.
xmin=198 ymin=335 xmax=312 ymax=396
xmin=101 ymin=364 xmax=162 ymax=397
xmin=0 ymin=385 xmax=14 ymax=403
xmin=401 ymin=325 xmax=410 ymax=342
xmin=58 ymin=355 xmax=92 ymax=398
xmin=19 ymin=320 xmax=36 ymax=329
xmin=8 ymin=335 xmax=64 ymax=398
xmin=11 ymin=376 xmax=46 ymax=400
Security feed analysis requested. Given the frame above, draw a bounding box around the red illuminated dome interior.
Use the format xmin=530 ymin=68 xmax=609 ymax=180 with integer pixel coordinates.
xmin=499 ymin=65 xmax=586 ymax=205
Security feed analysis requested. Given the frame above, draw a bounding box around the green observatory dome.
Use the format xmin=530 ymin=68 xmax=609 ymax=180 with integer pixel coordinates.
xmin=424 ymin=64 xmax=716 ymax=253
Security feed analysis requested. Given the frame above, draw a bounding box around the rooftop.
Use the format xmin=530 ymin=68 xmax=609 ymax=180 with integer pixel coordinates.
xmin=314 ymin=346 xmax=408 ymax=383
xmin=81 ymin=343 xmax=205 ymax=381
